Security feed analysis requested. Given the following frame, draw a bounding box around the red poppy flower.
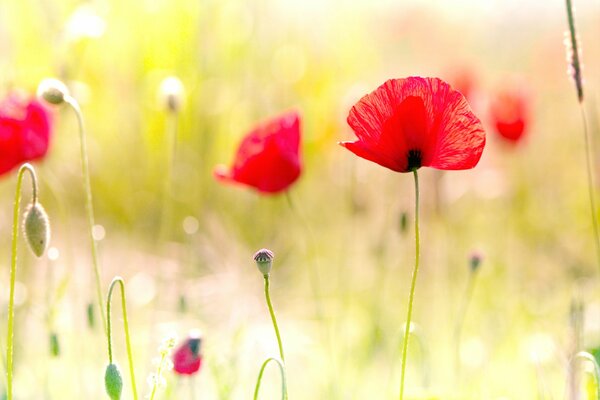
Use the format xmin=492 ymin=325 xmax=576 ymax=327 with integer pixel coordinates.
xmin=489 ymin=87 xmax=529 ymax=143
xmin=172 ymin=333 xmax=203 ymax=376
xmin=340 ymin=77 xmax=485 ymax=172
xmin=0 ymin=93 xmax=52 ymax=176
xmin=447 ymin=66 xmax=477 ymax=103
xmin=214 ymin=111 xmax=301 ymax=194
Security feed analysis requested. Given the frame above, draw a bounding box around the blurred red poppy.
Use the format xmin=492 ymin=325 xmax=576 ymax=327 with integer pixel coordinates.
xmin=214 ymin=111 xmax=302 ymax=194
xmin=340 ymin=77 xmax=485 ymax=172
xmin=0 ymin=93 xmax=52 ymax=176
xmin=489 ymin=87 xmax=529 ymax=143
xmin=447 ymin=66 xmax=477 ymax=103
xmin=172 ymin=333 xmax=202 ymax=376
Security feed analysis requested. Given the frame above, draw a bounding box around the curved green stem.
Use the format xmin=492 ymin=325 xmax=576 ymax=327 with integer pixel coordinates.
xmin=399 ymin=169 xmax=420 ymax=400
xmin=264 ymin=275 xmax=285 ymax=363
xmin=569 ymin=351 xmax=600 ymax=399
xmin=107 ymin=277 xmax=138 ymax=400
xmin=6 ymin=163 xmax=39 ymax=400
xmin=253 ymin=357 xmax=287 ymax=400
xmin=64 ymin=95 xmax=107 ymax=334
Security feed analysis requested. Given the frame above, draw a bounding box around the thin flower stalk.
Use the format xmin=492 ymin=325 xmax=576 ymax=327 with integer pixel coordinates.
xmin=564 ymin=0 xmax=600 ymax=272
xmin=253 ymin=357 xmax=287 ymax=400
xmin=106 ymin=277 xmax=138 ymax=400
xmin=63 ymin=95 xmax=107 ymax=333
xmin=6 ymin=164 xmax=39 ymax=400
xmin=399 ymin=169 xmax=420 ymax=400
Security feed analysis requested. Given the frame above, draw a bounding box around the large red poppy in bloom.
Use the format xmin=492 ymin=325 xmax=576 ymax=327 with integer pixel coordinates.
xmin=340 ymin=77 xmax=485 ymax=172
xmin=214 ymin=111 xmax=302 ymax=194
xmin=172 ymin=333 xmax=203 ymax=376
xmin=0 ymin=93 xmax=52 ymax=176
xmin=489 ymin=87 xmax=529 ymax=143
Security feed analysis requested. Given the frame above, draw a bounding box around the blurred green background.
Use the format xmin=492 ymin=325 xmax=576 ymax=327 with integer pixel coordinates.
xmin=1 ymin=0 xmax=600 ymax=398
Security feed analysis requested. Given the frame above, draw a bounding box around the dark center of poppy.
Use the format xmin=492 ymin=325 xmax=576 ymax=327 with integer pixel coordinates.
xmin=406 ymin=149 xmax=422 ymax=171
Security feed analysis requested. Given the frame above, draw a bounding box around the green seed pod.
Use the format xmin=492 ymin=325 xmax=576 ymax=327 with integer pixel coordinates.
xmin=23 ymin=203 xmax=50 ymax=257
xmin=105 ymin=363 xmax=123 ymax=400
xmin=37 ymin=78 xmax=69 ymax=105
xmin=49 ymin=332 xmax=60 ymax=357
xmin=253 ymin=248 xmax=274 ymax=276
xmin=86 ymin=303 xmax=95 ymax=329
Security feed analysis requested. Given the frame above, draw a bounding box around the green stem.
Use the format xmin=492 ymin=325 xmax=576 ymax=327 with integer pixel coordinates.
xmin=64 ymin=95 xmax=107 ymax=335
xmin=570 ymin=351 xmax=600 ymax=399
xmin=106 ymin=277 xmax=138 ymax=400
xmin=264 ymin=275 xmax=285 ymax=363
xmin=264 ymin=274 xmax=288 ymax=399
xmin=158 ymin=111 xmax=178 ymax=243
xmin=253 ymin=357 xmax=287 ymax=400
xmin=399 ymin=169 xmax=420 ymax=400
xmin=6 ymin=163 xmax=38 ymax=400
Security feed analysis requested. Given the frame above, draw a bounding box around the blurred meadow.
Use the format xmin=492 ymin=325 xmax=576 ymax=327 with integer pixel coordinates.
xmin=1 ymin=0 xmax=600 ymax=398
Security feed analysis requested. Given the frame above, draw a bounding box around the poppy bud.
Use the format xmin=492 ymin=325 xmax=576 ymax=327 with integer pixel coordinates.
xmin=105 ymin=363 xmax=123 ymax=400
xmin=159 ymin=76 xmax=184 ymax=113
xmin=37 ymin=78 xmax=69 ymax=105
xmin=86 ymin=302 xmax=95 ymax=329
xmin=469 ymin=251 xmax=483 ymax=273
xmin=23 ymin=203 xmax=50 ymax=257
xmin=172 ymin=331 xmax=203 ymax=375
xmin=253 ymin=248 xmax=274 ymax=275
xmin=49 ymin=332 xmax=60 ymax=357
xmin=399 ymin=211 xmax=408 ymax=234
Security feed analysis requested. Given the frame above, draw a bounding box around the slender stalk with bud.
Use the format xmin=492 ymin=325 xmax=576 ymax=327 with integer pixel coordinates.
xmin=253 ymin=249 xmax=288 ymax=400
xmin=37 ymin=78 xmax=107 ymax=333
xmin=454 ymin=252 xmax=483 ymax=384
xmin=563 ymin=0 xmax=600 ymax=272
xmin=105 ymin=277 xmax=138 ymax=400
xmin=6 ymin=163 xmax=50 ymax=400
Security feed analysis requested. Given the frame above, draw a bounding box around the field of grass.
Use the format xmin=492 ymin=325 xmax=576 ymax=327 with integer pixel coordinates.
xmin=1 ymin=0 xmax=600 ymax=398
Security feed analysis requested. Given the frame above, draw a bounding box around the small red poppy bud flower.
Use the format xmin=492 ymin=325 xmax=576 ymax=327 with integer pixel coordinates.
xmin=340 ymin=77 xmax=485 ymax=172
xmin=172 ymin=331 xmax=203 ymax=376
xmin=469 ymin=251 xmax=483 ymax=273
xmin=254 ymin=248 xmax=274 ymax=275
xmin=37 ymin=78 xmax=69 ymax=105
xmin=489 ymin=85 xmax=530 ymax=144
xmin=23 ymin=202 xmax=50 ymax=257
xmin=214 ymin=111 xmax=302 ymax=194
xmin=159 ymin=76 xmax=184 ymax=113
xmin=105 ymin=363 xmax=123 ymax=400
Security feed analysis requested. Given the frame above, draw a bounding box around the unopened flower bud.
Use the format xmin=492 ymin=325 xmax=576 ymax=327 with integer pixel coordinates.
xmin=86 ymin=302 xmax=95 ymax=329
xmin=37 ymin=78 xmax=69 ymax=105
xmin=399 ymin=211 xmax=408 ymax=234
xmin=23 ymin=203 xmax=50 ymax=257
xmin=253 ymin=248 xmax=274 ymax=275
xmin=159 ymin=76 xmax=184 ymax=113
xmin=105 ymin=363 xmax=123 ymax=400
xmin=469 ymin=251 xmax=483 ymax=273
xmin=49 ymin=332 xmax=60 ymax=357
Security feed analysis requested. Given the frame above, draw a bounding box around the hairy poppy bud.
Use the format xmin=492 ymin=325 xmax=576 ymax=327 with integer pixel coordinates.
xmin=37 ymin=78 xmax=69 ymax=105
xmin=23 ymin=203 xmax=50 ymax=257
xmin=469 ymin=251 xmax=483 ymax=273
xmin=253 ymin=248 xmax=274 ymax=275
xmin=159 ymin=76 xmax=184 ymax=113
xmin=105 ymin=363 xmax=123 ymax=400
